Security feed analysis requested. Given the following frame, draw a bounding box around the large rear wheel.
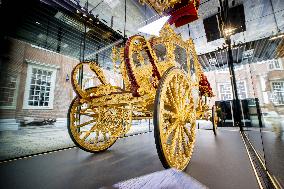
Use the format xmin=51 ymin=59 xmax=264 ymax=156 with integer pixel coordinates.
xmin=154 ymin=67 xmax=196 ymax=170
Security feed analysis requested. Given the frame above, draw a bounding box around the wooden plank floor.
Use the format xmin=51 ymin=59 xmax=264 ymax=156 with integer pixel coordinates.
xmin=0 ymin=128 xmax=259 ymax=189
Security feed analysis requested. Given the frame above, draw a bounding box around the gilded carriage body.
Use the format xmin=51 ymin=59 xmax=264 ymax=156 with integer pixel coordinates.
xmin=68 ymin=24 xmax=215 ymax=170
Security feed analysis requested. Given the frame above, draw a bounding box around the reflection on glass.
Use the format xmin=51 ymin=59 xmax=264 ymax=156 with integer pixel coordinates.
xmin=153 ymin=44 xmax=167 ymax=62
xmin=189 ymin=53 xmax=197 ymax=83
xmin=174 ymin=45 xmax=188 ymax=72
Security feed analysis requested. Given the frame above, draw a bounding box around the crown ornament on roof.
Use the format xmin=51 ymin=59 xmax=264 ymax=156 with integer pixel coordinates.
xmin=139 ymin=0 xmax=200 ymax=27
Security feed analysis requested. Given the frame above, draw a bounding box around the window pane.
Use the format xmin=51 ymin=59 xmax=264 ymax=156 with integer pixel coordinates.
xmin=274 ymin=60 xmax=280 ymax=68
xmin=153 ymin=44 xmax=166 ymax=62
xmin=174 ymin=45 xmax=188 ymax=72
xmin=27 ymin=67 xmax=53 ymax=107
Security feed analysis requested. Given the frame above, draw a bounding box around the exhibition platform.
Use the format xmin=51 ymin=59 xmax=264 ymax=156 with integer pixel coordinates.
xmin=0 ymin=128 xmax=259 ymax=189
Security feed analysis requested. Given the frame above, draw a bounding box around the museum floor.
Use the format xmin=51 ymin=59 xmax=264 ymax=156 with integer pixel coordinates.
xmin=0 ymin=128 xmax=259 ymax=189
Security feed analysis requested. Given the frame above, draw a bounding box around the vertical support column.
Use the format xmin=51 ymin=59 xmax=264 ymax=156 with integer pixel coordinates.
xmin=226 ymin=37 xmax=243 ymax=130
xmin=218 ymin=0 xmax=243 ymax=130
xmin=78 ymin=21 xmax=87 ymax=87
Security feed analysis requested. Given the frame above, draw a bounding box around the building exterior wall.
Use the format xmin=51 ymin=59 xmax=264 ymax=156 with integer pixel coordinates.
xmin=205 ymin=58 xmax=284 ymax=115
xmin=0 ymin=38 xmax=78 ymax=124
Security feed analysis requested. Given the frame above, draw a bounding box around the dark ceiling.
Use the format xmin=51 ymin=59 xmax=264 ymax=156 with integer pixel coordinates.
xmin=0 ymin=0 xmax=124 ymax=66
xmin=198 ymin=36 xmax=284 ymax=71
xmin=1 ymin=0 xmax=283 ymax=71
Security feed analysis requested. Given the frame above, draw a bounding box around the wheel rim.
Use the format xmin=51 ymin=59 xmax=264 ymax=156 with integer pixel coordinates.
xmin=155 ymin=67 xmax=196 ymax=170
xmin=68 ymin=97 xmax=130 ymax=152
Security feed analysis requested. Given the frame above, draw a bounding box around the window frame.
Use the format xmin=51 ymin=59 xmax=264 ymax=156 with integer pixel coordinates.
xmin=267 ymin=59 xmax=283 ymax=71
xmin=218 ymin=80 xmax=247 ymax=101
xmin=23 ymin=60 xmax=58 ymax=110
xmin=218 ymin=82 xmax=233 ymax=101
xmin=236 ymin=80 xmax=248 ymax=100
xmin=270 ymin=81 xmax=284 ymax=105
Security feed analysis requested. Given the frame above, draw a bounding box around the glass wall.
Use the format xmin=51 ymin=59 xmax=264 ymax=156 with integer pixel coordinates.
xmin=0 ymin=0 xmax=154 ymax=161
xmin=190 ymin=0 xmax=284 ymax=186
xmin=0 ymin=1 xmax=283 ymax=187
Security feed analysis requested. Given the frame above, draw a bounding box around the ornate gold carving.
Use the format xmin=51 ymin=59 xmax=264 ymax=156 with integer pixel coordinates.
xmin=69 ymin=24 xmax=212 ymax=170
xmin=139 ymin=0 xmax=196 ymax=13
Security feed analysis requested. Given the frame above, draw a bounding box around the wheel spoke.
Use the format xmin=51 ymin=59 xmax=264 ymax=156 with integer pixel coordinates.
xmin=183 ymin=126 xmax=193 ymax=143
xmin=166 ymin=86 xmax=177 ymax=110
xmin=184 ymin=104 xmax=195 ymax=122
xmin=165 ymin=121 xmax=179 ymax=140
xmin=181 ymin=129 xmax=190 ymax=157
xmin=162 ymin=109 xmax=177 ymax=119
xmin=181 ymin=85 xmax=190 ymax=108
xmin=79 ymin=112 xmax=97 ymax=117
xmin=103 ymin=132 xmax=108 ymax=141
xmin=82 ymin=131 xmax=91 ymax=140
xmin=173 ymin=76 xmax=181 ymax=108
xmin=170 ymin=126 xmax=180 ymax=155
xmin=76 ymin=119 xmax=96 ymax=128
xmin=94 ymin=131 xmax=99 ymax=143
xmin=178 ymin=125 xmax=183 ymax=155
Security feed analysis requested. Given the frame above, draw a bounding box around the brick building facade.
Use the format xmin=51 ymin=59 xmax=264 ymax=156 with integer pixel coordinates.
xmin=0 ymin=38 xmax=78 ymax=129
xmin=205 ymin=58 xmax=284 ymax=115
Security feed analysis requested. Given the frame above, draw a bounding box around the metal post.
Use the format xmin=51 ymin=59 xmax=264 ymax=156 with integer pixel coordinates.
xmin=218 ymin=0 xmax=243 ymax=130
xmin=226 ymin=37 xmax=243 ymax=130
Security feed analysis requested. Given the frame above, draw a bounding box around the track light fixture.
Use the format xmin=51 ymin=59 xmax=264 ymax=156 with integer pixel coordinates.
xmin=270 ymin=33 xmax=284 ymax=40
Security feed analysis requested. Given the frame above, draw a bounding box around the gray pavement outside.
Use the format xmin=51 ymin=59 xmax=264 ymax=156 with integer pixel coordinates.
xmin=0 ymin=125 xmax=74 ymax=161
xmin=0 ymin=122 xmax=154 ymax=161
xmin=0 ymin=120 xmax=214 ymax=161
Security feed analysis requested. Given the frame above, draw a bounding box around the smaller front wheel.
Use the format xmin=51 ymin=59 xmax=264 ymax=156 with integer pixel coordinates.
xmin=67 ymin=97 xmax=118 ymax=153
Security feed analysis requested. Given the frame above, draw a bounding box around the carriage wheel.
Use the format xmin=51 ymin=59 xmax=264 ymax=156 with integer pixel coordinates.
xmin=212 ymin=105 xmax=218 ymax=135
xmin=67 ymin=89 xmax=130 ymax=152
xmin=154 ymin=67 xmax=196 ymax=170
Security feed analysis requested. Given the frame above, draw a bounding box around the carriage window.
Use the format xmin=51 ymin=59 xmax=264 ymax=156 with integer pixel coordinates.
xmin=132 ymin=53 xmax=143 ymax=67
xmin=141 ymin=50 xmax=150 ymax=65
xmin=174 ymin=45 xmax=188 ymax=72
xmin=189 ymin=52 xmax=197 ymax=82
xmin=153 ymin=44 xmax=167 ymax=62
xmin=132 ymin=49 xmax=150 ymax=67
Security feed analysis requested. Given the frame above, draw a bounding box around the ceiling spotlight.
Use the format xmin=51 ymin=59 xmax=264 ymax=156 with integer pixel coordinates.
xmin=76 ymin=10 xmax=80 ymax=13
xmin=223 ymin=27 xmax=236 ymax=36
xmin=35 ymin=21 xmax=41 ymax=25
xmin=270 ymin=33 xmax=284 ymax=40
